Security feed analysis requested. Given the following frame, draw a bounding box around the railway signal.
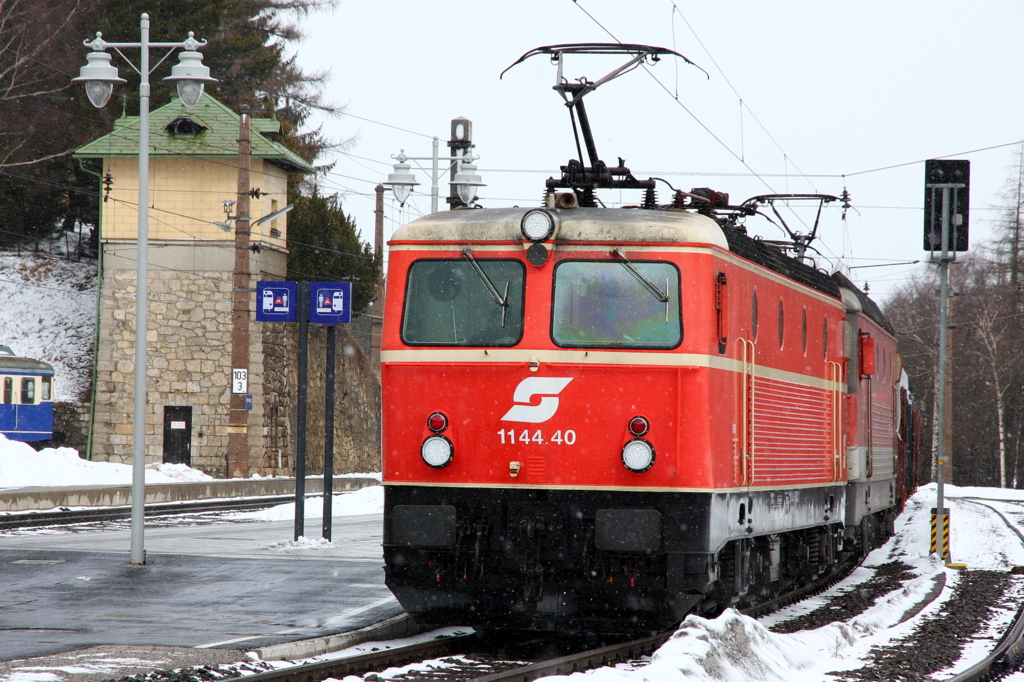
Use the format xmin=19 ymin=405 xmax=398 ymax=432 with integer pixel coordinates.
xmin=925 ymin=158 xmax=969 ymax=566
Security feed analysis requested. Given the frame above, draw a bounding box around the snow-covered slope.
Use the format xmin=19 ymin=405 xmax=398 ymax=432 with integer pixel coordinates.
xmin=0 ymin=252 xmax=97 ymax=401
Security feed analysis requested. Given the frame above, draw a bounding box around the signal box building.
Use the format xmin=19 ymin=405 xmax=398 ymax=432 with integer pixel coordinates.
xmin=74 ymin=94 xmax=314 ymax=475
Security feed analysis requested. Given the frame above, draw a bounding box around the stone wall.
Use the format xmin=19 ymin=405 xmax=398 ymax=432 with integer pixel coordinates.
xmin=91 ymin=267 xmax=241 ymax=476
xmin=37 ymin=401 xmax=90 ymax=452
xmin=90 ymin=243 xmax=381 ymax=478
xmin=254 ymin=321 xmax=381 ymax=476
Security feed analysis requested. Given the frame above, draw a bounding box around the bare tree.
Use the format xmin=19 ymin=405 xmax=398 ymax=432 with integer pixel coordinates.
xmin=0 ymin=0 xmax=95 ymax=169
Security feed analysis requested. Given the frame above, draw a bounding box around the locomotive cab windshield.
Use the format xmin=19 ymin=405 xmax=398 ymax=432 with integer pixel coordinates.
xmin=552 ymin=259 xmax=681 ymax=348
xmin=401 ymin=257 xmax=525 ymax=346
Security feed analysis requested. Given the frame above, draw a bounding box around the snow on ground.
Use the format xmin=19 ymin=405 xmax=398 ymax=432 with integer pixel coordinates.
xmin=0 ymin=433 xmax=212 ymax=489
xmin=526 ymin=483 xmax=1024 ymax=682
xmin=0 ymin=252 xmax=97 ymax=402
xmin=5 ymin=426 xmax=1023 ymax=682
xmin=229 ymin=485 xmax=384 ymax=522
xmin=267 ymin=536 xmax=338 ymax=551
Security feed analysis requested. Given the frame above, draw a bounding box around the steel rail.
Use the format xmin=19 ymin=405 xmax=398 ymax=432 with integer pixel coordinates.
xmin=942 ymin=498 xmax=1024 ymax=682
xmin=230 ymin=556 xmax=861 ymax=682
xmin=0 ymin=494 xmax=309 ymax=530
xmin=240 ymin=634 xmax=476 ymax=682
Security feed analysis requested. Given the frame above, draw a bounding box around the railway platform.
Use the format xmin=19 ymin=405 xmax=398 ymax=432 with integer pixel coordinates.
xmin=0 ymin=479 xmax=408 ymax=668
xmin=0 ymin=475 xmax=378 ymax=512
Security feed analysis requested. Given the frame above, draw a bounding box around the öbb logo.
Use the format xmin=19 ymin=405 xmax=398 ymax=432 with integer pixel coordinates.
xmin=501 ymin=377 xmax=573 ymax=423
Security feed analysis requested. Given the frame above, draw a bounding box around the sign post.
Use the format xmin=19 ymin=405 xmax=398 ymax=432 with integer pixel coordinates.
xmin=308 ymin=282 xmax=352 ymax=541
xmin=295 ymin=281 xmax=310 ymax=541
xmin=925 ymin=159 xmax=969 ymax=564
xmin=255 ymin=280 xmax=350 ymax=543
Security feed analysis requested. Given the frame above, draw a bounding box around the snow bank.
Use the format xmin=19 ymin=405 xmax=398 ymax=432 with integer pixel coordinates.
xmin=267 ymin=536 xmax=338 ymax=552
xmin=0 ymin=433 xmax=212 ymax=489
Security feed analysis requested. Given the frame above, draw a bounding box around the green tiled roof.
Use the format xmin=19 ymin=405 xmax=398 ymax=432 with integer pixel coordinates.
xmin=74 ymin=94 xmax=314 ymax=174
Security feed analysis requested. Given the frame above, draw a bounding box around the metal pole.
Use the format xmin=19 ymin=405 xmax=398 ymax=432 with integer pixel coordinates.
xmin=371 ymin=185 xmax=384 ymax=376
xmin=323 ymin=324 xmax=336 ymax=541
xmin=129 ymin=13 xmax=150 ymax=567
xmin=935 ymin=186 xmax=950 ymax=562
xmin=430 ymin=137 xmax=439 ymax=214
xmin=295 ymin=281 xmax=309 ymax=540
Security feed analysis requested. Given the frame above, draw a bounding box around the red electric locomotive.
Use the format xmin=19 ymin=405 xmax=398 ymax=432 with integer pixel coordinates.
xmin=380 ymin=44 xmax=914 ymax=633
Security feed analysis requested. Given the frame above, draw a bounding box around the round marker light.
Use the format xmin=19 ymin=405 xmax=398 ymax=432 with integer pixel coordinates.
xmin=427 ymin=412 xmax=448 ymax=432
xmin=421 ymin=435 xmax=454 ymax=468
xmin=628 ymin=416 xmax=649 ymax=437
xmin=622 ymin=439 xmax=655 ymax=473
xmin=521 ymin=209 xmax=555 ymax=242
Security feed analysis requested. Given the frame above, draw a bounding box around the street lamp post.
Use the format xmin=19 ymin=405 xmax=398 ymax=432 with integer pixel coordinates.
xmin=74 ymin=13 xmax=215 ymax=566
xmin=383 ymin=118 xmax=485 ymax=213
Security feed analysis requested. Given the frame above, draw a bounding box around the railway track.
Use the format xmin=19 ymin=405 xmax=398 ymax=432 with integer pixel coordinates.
xmin=205 ymin=559 xmax=864 ymax=682
xmin=940 ymin=498 xmax=1024 ymax=682
xmin=0 ymin=494 xmax=308 ymax=530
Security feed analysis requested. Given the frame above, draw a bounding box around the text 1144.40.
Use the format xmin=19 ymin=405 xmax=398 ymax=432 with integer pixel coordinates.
xmin=498 ymin=429 xmax=577 ymax=445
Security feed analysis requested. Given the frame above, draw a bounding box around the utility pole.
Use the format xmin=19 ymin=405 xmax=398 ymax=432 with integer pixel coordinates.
xmin=228 ymin=113 xmax=252 ymax=478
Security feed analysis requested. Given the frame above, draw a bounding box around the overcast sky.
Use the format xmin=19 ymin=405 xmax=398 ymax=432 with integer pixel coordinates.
xmin=296 ymin=0 xmax=1024 ymax=302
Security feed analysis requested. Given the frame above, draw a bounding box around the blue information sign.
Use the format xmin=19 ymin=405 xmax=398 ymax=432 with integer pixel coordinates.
xmin=309 ymin=282 xmax=352 ymax=325
xmin=256 ymin=281 xmax=297 ymax=322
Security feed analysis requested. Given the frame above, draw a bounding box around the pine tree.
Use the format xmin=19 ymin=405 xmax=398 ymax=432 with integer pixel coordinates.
xmin=286 ymin=187 xmax=381 ymax=314
xmin=0 ymin=0 xmax=339 ymax=249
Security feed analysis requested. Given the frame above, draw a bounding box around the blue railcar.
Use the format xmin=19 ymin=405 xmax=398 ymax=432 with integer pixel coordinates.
xmin=0 ymin=345 xmax=55 ymax=442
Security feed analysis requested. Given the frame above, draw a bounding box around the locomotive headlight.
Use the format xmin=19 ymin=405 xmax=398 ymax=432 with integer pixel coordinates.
xmin=521 ymin=209 xmax=555 ymax=242
xmin=421 ymin=435 xmax=454 ymax=468
xmin=622 ymin=439 xmax=655 ymax=473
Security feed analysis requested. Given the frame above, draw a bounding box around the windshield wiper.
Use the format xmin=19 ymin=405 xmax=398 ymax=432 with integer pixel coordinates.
xmin=612 ymin=249 xmax=671 ymax=322
xmin=612 ymin=249 xmax=669 ymax=302
xmin=462 ymin=249 xmax=509 ymax=327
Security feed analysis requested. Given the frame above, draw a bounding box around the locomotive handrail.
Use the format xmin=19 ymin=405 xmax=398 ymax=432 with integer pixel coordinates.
xmin=738 ymin=337 xmax=756 ymax=487
xmin=828 ymin=361 xmax=844 ymax=481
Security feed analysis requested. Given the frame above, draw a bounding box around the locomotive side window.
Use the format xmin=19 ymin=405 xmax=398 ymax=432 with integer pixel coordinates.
xmin=751 ymin=290 xmax=758 ymax=340
xmin=2 ymin=377 xmax=10 ymax=404
xmin=551 ymin=260 xmax=681 ymax=348
xmin=401 ymin=258 xmax=525 ymax=346
xmin=801 ymin=308 xmax=807 ymax=354
xmin=41 ymin=376 xmax=52 ymax=401
xmin=777 ymin=299 xmax=785 ymax=348
xmin=20 ymin=377 xmax=35 ymax=404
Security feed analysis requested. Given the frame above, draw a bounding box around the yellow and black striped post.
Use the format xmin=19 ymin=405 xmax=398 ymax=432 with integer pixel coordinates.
xmin=931 ymin=507 xmax=950 ymax=561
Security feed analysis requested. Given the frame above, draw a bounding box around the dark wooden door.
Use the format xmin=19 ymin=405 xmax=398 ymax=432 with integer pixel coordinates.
xmin=163 ymin=406 xmax=192 ymax=465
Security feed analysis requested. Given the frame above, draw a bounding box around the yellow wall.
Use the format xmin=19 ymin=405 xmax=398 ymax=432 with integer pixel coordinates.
xmin=102 ymin=156 xmax=289 ymax=251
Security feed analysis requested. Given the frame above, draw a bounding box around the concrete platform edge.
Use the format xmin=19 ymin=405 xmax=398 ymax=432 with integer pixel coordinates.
xmin=253 ymin=613 xmax=431 ymax=661
xmin=0 ymin=477 xmax=381 ymax=512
